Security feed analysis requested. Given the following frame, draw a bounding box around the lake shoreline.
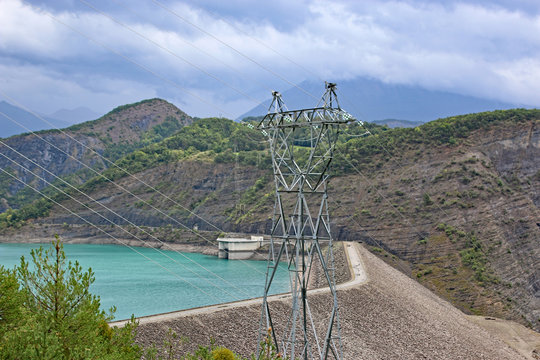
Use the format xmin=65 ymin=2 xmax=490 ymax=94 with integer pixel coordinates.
xmin=0 ymin=240 xmax=285 ymax=320
xmin=0 ymin=236 xmax=220 ymax=256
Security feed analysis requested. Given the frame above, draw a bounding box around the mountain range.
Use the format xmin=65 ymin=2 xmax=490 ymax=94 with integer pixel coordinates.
xmin=0 ymin=101 xmax=103 ymax=139
xmin=3 ymin=77 xmax=531 ymax=140
xmin=238 ymin=77 xmax=526 ymax=122
xmin=0 ymin=98 xmax=192 ymax=210
xmin=0 ymin=99 xmax=538 ymax=334
xmin=0 ymin=101 xmax=71 ymax=139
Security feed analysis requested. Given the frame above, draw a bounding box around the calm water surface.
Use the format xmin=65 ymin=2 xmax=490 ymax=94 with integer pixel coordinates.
xmin=0 ymin=243 xmax=289 ymax=320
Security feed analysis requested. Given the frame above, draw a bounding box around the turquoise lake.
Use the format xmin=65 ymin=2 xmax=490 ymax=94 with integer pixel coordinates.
xmin=0 ymin=243 xmax=290 ymax=320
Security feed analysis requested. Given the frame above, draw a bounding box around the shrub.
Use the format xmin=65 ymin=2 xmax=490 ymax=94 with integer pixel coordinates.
xmin=423 ymin=193 xmax=434 ymax=206
xmin=212 ymin=347 xmax=235 ymax=360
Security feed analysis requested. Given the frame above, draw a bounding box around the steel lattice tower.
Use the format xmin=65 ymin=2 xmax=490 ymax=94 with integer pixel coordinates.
xmin=258 ymin=83 xmax=353 ymax=360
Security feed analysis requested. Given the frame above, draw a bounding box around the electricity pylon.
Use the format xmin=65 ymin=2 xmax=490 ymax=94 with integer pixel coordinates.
xmin=258 ymin=83 xmax=353 ymax=360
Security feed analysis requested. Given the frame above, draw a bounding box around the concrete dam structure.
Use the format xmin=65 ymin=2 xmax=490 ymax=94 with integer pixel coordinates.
xmin=217 ymin=235 xmax=264 ymax=260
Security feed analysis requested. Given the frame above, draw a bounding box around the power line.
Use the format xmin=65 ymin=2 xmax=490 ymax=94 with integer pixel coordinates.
xmin=79 ymin=0 xmax=263 ymax=106
xmin=0 ymin=164 xmax=294 ymax=327
xmin=175 ymin=1 xmax=372 ymax=123
xmin=13 ymin=0 xmax=481 ymax=268
xmin=0 ymin=166 xmax=221 ymax=302
xmin=28 ymin=2 xmax=236 ymax=119
xmin=199 ymin=5 xmax=323 ymax=86
xmin=150 ymin=0 xmax=319 ymax=102
xmin=13 ymin=0 xmax=523 ymax=323
xmin=109 ymin=0 xmax=276 ymax=96
xmin=329 ymin=197 xmax=413 ymax=276
xmin=0 ymin=158 xmax=296 ymax=320
xmin=336 ymin=151 xmax=431 ymax=238
xmin=0 ymin=95 xmax=274 ymax=276
xmin=334 ymin=147 xmax=519 ymax=291
xmin=80 ymin=0 xmax=540 ymax=327
xmin=0 ymin=139 xmax=252 ymax=301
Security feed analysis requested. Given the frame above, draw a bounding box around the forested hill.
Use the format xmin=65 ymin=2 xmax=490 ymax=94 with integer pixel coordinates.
xmin=0 ymin=98 xmax=192 ymax=211
xmin=0 ymin=108 xmax=539 ymax=332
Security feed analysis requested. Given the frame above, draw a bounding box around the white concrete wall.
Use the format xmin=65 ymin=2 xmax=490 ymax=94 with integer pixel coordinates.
xmin=217 ymin=236 xmax=263 ymax=259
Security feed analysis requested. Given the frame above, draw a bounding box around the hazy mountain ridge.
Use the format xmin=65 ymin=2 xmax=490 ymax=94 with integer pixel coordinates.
xmin=371 ymin=119 xmax=424 ymax=128
xmin=48 ymin=106 xmax=101 ymax=124
xmin=0 ymin=101 xmax=71 ymax=138
xmin=238 ymin=78 xmax=524 ymax=122
xmin=0 ymin=106 xmax=538 ymax=332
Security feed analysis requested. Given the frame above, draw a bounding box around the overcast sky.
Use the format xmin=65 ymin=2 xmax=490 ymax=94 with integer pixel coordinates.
xmin=1 ymin=0 xmax=539 ymax=118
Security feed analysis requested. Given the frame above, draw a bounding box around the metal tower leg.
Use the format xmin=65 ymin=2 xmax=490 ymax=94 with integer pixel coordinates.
xmin=257 ymin=83 xmax=353 ymax=360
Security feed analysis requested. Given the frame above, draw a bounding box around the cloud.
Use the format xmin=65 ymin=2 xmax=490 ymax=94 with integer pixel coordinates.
xmin=253 ymin=0 xmax=540 ymax=104
xmin=0 ymin=61 xmax=157 ymax=114
xmin=0 ymin=0 xmax=68 ymax=58
xmin=0 ymin=0 xmax=539 ymax=117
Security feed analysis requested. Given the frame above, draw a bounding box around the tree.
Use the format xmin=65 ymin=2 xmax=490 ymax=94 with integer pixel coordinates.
xmin=0 ymin=238 xmax=285 ymax=359
xmin=0 ymin=236 xmax=141 ymax=359
xmin=0 ymin=265 xmax=23 ymax=339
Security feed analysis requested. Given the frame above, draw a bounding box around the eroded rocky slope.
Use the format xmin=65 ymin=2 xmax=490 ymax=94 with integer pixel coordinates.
xmin=0 ymin=99 xmax=192 ymax=211
xmin=1 ymin=109 xmax=538 ymax=331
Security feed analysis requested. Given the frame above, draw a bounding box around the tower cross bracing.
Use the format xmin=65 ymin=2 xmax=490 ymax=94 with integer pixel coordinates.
xmin=258 ymin=83 xmax=353 ymax=360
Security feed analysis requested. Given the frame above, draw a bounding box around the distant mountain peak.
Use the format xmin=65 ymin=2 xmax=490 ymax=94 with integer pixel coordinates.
xmin=48 ymin=106 xmax=101 ymax=124
xmin=65 ymin=98 xmax=192 ymax=145
xmin=238 ymin=77 xmax=526 ymax=123
xmin=0 ymin=98 xmax=193 ymax=210
xmin=0 ymin=101 xmax=70 ymax=139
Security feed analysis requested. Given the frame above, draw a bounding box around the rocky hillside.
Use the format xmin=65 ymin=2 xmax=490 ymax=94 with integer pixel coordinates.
xmin=0 ymin=109 xmax=538 ymax=331
xmin=0 ymin=99 xmax=192 ymax=211
xmin=329 ymin=112 xmax=539 ymax=331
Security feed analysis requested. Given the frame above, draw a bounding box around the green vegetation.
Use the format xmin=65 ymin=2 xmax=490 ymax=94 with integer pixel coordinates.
xmin=0 ymin=167 xmax=83 ymax=212
xmin=459 ymin=233 xmax=498 ymax=284
xmin=0 ymin=167 xmax=15 ymax=200
xmin=0 ymin=238 xmax=284 ymax=359
xmin=0 ymin=100 xmax=191 ymax=211
xmin=433 ymin=224 xmax=498 ymax=284
xmin=2 ymin=108 xmax=538 ymax=234
xmin=0 ymin=197 xmax=53 ymax=229
xmin=334 ymin=108 xmax=539 ymax=174
xmin=240 ymin=177 xmax=268 ymax=205
xmin=416 ymin=268 xmax=432 ymax=278
xmin=102 ymin=115 xmax=189 ymax=161
xmin=436 ymin=223 xmax=466 ymax=242
xmin=0 ymin=237 xmax=140 ymax=359
xmin=68 ymin=98 xmax=162 ymax=132
xmin=422 ymin=193 xmax=434 ymax=206
xmin=80 ymin=117 xmax=268 ymax=194
xmin=1 ymin=106 xmax=538 ymax=335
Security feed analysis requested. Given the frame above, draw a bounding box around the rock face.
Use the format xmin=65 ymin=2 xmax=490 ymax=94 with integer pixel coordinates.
xmin=0 ymin=99 xmax=192 ymax=210
xmin=1 ymin=110 xmax=538 ymax=332
xmin=328 ymin=118 xmax=540 ymax=331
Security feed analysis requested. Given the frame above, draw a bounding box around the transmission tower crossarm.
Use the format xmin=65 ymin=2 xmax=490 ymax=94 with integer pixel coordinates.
xmin=259 ymin=107 xmax=351 ymax=130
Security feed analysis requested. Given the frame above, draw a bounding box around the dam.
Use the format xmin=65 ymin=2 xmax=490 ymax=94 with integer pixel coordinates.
xmin=217 ymin=235 xmax=264 ymax=259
